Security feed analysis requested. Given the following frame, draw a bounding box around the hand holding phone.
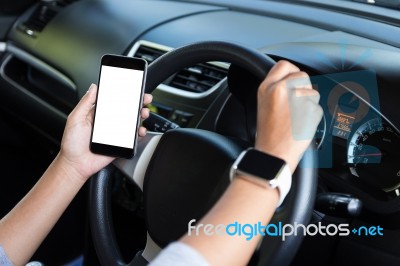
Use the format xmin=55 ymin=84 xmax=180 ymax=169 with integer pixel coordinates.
xmin=90 ymin=54 xmax=147 ymax=158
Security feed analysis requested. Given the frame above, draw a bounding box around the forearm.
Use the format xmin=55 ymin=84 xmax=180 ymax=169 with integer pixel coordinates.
xmin=0 ymin=154 xmax=87 ymax=265
xmin=181 ymin=177 xmax=279 ymax=266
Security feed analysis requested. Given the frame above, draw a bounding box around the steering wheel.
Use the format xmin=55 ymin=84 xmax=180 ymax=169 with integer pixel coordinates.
xmin=89 ymin=41 xmax=318 ymax=266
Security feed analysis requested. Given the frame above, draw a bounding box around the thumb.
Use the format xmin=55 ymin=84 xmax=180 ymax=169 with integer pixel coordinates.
xmin=73 ymin=84 xmax=98 ymax=117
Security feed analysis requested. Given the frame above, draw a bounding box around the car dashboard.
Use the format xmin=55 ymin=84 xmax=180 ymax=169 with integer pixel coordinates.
xmin=0 ymin=0 xmax=400 ymax=264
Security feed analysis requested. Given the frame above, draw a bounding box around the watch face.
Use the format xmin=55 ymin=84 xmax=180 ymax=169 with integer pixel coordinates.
xmin=237 ymin=149 xmax=286 ymax=180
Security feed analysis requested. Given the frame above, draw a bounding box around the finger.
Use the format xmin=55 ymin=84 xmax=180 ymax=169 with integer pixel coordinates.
xmin=138 ymin=126 xmax=147 ymax=137
xmin=262 ymin=60 xmax=301 ymax=88
xmin=82 ymin=84 xmax=97 ymax=106
xmin=314 ymin=104 xmax=324 ymax=123
xmin=293 ymin=88 xmax=320 ymax=97
xmin=143 ymin=94 xmax=153 ymax=106
xmin=291 ymin=88 xmax=320 ymax=104
xmin=73 ymin=84 xmax=98 ymax=117
xmin=284 ymin=71 xmax=312 ymax=90
xmin=141 ymin=107 xmax=150 ymax=120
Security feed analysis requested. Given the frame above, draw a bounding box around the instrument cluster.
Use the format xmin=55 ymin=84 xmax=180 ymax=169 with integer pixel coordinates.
xmin=313 ymin=70 xmax=400 ymax=202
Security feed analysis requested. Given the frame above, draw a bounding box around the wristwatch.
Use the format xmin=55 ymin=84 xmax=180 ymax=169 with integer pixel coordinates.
xmin=230 ymin=148 xmax=292 ymax=207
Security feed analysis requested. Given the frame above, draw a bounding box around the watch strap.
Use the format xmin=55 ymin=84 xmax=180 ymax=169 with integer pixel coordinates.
xmin=273 ymin=163 xmax=292 ymax=207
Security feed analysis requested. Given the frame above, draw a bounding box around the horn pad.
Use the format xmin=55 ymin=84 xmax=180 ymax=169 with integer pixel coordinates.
xmin=144 ymin=128 xmax=242 ymax=247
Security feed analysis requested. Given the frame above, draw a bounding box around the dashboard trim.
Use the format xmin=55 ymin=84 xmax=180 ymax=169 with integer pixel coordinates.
xmin=0 ymin=54 xmax=68 ymax=120
xmin=6 ymin=44 xmax=77 ymax=92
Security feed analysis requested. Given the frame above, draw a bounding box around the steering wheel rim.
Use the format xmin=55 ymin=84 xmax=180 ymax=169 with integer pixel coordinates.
xmin=89 ymin=41 xmax=318 ymax=266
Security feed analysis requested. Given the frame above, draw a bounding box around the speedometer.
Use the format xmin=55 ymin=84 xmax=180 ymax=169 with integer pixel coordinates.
xmin=348 ymin=118 xmax=400 ymax=193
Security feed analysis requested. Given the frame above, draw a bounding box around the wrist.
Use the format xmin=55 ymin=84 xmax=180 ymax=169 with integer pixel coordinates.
xmin=232 ymin=176 xmax=279 ymax=202
xmin=53 ymin=153 xmax=89 ymax=185
xmin=253 ymin=144 xmax=301 ymax=174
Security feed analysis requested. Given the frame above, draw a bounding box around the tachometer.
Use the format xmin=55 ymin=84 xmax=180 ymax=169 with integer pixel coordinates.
xmin=348 ymin=118 xmax=400 ymax=193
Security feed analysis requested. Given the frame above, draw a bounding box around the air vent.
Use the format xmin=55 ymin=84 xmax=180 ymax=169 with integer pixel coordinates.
xmin=134 ymin=45 xmax=166 ymax=64
xmin=19 ymin=0 xmax=77 ymax=36
xmin=169 ymin=63 xmax=227 ymax=93
xmin=133 ymin=43 xmax=228 ymax=93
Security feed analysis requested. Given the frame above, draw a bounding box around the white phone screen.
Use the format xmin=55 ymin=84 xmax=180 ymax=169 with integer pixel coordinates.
xmin=92 ymin=65 xmax=144 ymax=149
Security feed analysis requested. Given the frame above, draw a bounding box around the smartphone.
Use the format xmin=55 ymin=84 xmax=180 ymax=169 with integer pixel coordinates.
xmin=90 ymin=54 xmax=147 ymax=159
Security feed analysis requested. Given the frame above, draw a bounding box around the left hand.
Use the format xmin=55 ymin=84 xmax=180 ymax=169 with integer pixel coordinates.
xmin=255 ymin=61 xmax=322 ymax=173
xmin=58 ymin=84 xmax=152 ymax=182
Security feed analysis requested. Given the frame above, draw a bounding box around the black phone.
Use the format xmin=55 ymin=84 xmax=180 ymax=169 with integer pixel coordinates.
xmin=90 ymin=54 xmax=147 ymax=159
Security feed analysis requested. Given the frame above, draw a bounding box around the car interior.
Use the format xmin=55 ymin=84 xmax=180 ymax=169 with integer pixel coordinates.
xmin=0 ymin=0 xmax=400 ymax=265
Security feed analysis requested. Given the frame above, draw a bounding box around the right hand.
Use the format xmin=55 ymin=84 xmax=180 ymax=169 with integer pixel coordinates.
xmin=58 ymin=84 xmax=153 ymax=183
xmin=255 ymin=60 xmax=323 ymax=173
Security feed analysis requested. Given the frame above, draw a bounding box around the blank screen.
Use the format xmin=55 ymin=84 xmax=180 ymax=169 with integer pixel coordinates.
xmin=92 ymin=65 xmax=144 ymax=148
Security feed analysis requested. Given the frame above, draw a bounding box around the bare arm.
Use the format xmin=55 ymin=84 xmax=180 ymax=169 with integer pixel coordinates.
xmin=0 ymin=84 xmax=152 ymax=265
xmin=180 ymin=61 xmax=323 ymax=266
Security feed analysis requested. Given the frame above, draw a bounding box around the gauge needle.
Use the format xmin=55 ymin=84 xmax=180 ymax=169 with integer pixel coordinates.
xmin=356 ymin=153 xmax=383 ymax=157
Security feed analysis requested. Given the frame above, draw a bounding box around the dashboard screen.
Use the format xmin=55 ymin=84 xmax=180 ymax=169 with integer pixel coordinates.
xmin=331 ymin=105 xmax=356 ymax=139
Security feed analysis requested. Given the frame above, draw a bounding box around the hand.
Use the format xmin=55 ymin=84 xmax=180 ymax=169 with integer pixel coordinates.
xmin=255 ymin=60 xmax=323 ymax=173
xmin=58 ymin=84 xmax=153 ymax=182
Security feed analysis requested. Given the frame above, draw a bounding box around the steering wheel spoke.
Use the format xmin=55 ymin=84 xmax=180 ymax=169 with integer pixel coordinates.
xmin=113 ymin=131 xmax=162 ymax=190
